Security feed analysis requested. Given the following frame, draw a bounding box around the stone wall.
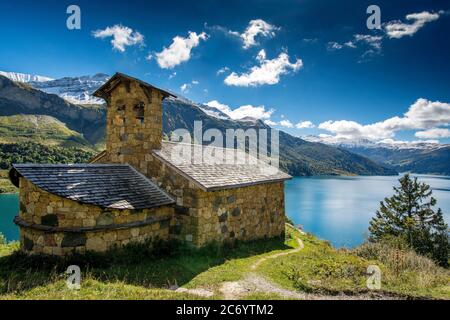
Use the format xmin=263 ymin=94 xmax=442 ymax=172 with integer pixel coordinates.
xmin=147 ymin=160 xmax=286 ymax=246
xmin=94 ymin=78 xmax=286 ymax=247
xmin=17 ymin=178 xmax=173 ymax=255
xmin=103 ymin=81 xmax=163 ymax=176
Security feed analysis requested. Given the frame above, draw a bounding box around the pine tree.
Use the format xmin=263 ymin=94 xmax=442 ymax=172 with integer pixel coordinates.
xmin=369 ymin=174 xmax=449 ymax=267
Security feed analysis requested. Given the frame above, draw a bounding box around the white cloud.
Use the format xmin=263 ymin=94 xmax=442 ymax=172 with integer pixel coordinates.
xmin=279 ymin=120 xmax=294 ymax=128
xmin=230 ymin=19 xmax=279 ymax=49
xmin=328 ymin=34 xmax=382 ymax=52
xmin=155 ymin=31 xmax=208 ymax=69
xmin=92 ymin=25 xmax=144 ymax=52
xmin=344 ymin=41 xmax=357 ymax=48
xmin=296 ymin=121 xmax=315 ymax=129
xmin=264 ymin=119 xmax=278 ymax=126
xmin=327 ymin=42 xmax=343 ymax=51
xmin=180 ymin=84 xmax=189 ymax=93
xmin=379 ymin=138 xmax=440 ymax=145
xmin=205 ymin=100 xmax=274 ymax=120
xmin=180 ymin=80 xmax=199 ymax=93
xmin=415 ymin=128 xmax=450 ymax=139
xmin=319 ymin=98 xmax=450 ymax=141
xmin=224 ymin=50 xmax=302 ymax=87
xmin=217 ymin=67 xmax=230 ymax=75
xmin=302 ymin=38 xmax=318 ymax=43
xmin=385 ymin=11 xmax=440 ymax=39
xmin=353 ymin=34 xmax=383 ymax=50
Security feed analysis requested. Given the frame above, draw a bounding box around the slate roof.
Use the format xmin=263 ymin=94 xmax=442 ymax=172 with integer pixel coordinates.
xmin=10 ymin=164 xmax=175 ymax=210
xmin=152 ymin=141 xmax=292 ymax=191
xmin=93 ymin=72 xmax=176 ymax=100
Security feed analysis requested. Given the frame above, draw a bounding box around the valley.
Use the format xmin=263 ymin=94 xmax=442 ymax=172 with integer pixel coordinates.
xmin=1 ymin=71 xmax=448 ymax=179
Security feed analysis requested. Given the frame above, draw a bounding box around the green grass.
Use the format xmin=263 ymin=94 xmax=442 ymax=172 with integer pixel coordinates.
xmin=0 ymin=278 xmax=202 ymax=300
xmin=0 ymin=115 xmax=94 ymax=150
xmin=257 ymin=231 xmax=450 ymax=299
xmin=0 ymin=226 xmax=448 ymax=300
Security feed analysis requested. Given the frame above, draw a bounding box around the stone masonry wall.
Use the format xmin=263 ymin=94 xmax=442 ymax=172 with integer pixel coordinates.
xmin=95 ymin=78 xmax=286 ymax=247
xmin=17 ymin=178 xmax=173 ymax=255
xmin=104 ymin=81 xmax=163 ymax=176
xmin=147 ymin=159 xmax=286 ymax=246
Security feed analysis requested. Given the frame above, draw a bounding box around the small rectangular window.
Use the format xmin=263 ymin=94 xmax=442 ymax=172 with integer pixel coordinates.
xmin=134 ymin=102 xmax=145 ymax=123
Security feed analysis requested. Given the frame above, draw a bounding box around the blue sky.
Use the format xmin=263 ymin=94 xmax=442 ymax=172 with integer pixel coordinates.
xmin=1 ymin=0 xmax=449 ymax=144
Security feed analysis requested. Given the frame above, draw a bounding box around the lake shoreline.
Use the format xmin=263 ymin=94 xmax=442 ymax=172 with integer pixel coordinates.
xmin=1 ymin=174 xmax=449 ymax=247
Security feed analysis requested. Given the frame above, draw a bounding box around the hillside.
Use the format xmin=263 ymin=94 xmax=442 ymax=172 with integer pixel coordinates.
xmin=0 ymin=75 xmax=106 ymax=145
xmin=0 ymin=74 xmax=396 ymax=176
xmin=0 ymin=225 xmax=448 ymax=300
xmin=162 ymin=98 xmax=397 ymax=176
xmin=304 ymin=136 xmax=450 ymax=176
xmin=0 ymin=114 xmax=93 ymax=150
xmin=341 ymin=146 xmax=450 ymax=176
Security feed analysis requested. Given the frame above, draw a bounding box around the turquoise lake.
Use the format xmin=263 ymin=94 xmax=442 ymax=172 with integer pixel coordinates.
xmin=1 ymin=174 xmax=449 ymax=247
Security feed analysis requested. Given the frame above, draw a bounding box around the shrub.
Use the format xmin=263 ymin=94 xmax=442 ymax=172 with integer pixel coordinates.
xmin=0 ymin=233 xmax=6 ymax=245
xmin=353 ymin=237 xmax=442 ymax=275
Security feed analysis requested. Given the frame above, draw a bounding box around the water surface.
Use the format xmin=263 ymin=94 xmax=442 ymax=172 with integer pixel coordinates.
xmin=1 ymin=174 xmax=449 ymax=247
xmin=0 ymin=194 xmax=19 ymax=242
xmin=285 ymin=174 xmax=450 ymax=248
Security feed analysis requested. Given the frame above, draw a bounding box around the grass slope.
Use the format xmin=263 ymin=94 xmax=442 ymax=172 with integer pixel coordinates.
xmin=0 ymin=226 xmax=448 ymax=300
xmin=0 ymin=114 xmax=93 ymax=149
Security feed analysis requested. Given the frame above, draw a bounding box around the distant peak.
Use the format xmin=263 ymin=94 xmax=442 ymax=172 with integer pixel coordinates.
xmin=0 ymin=71 xmax=54 ymax=83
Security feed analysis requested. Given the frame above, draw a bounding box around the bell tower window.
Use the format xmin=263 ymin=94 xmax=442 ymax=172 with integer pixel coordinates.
xmin=134 ymin=102 xmax=145 ymax=124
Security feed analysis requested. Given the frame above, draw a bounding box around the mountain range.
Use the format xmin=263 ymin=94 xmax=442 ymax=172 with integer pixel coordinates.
xmin=0 ymin=71 xmax=54 ymax=83
xmin=304 ymin=135 xmax=450 ymax=175
xmin=2 ymin=70 xmax=445 ymax=176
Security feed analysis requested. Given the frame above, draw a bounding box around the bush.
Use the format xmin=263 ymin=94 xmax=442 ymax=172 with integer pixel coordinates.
xmin=353 ymin=236 xmax=442 ymax=275
xmin=0 ymin=233 xmax=6 ymax=245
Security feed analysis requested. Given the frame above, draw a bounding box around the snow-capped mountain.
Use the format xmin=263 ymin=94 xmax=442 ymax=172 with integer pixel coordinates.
xmin=0 ymin=71 xmax=54 ymax=83
xmin=198 ymin=103 xmax=231 ymax=120
xmin=30 ymin=73 xmax=110 ymax=105
xmin=302 ymin=135 xmax=450 ymax=175
xmin=0 ymin=71 xmax=109 ymax=105
xmin=302 ymin=135 xmax=445 ymax=150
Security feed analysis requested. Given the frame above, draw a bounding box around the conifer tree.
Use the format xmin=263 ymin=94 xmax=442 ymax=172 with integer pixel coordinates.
xmin=369 ymin=174 xmax=449 ymax=267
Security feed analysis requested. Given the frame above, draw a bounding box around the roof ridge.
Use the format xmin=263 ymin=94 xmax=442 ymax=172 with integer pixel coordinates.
xmin=13 ymin=163 xmax=130 ymax=168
